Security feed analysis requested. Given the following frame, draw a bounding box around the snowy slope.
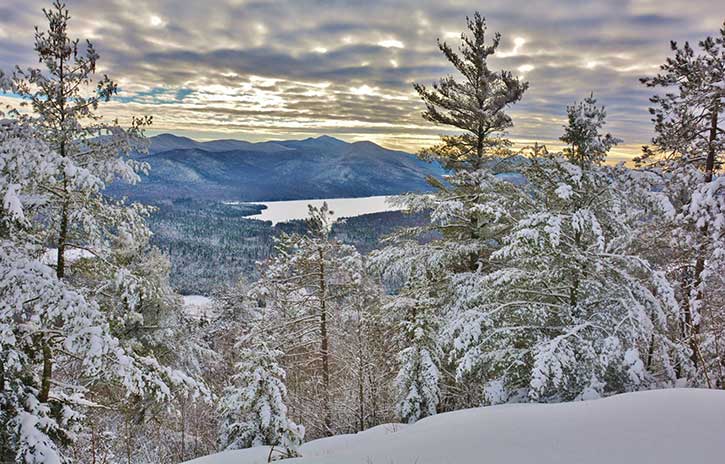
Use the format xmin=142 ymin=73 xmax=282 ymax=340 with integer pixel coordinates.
xmin=182 ymin=295 xmax=214 ymax=319
xmin=185 ymin=389 xmax=725 ymax=464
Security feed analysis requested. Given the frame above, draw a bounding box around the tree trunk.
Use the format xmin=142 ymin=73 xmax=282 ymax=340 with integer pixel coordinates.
xmin=126 ymin=414 xmax=133 ymax=464
xmin=357 ymin=325 xmax=365 ymax=432
xmin=180 ymin=395 xmax=187 ymax=462
xmin=39 ymin=341 xmax=52 ymax=403
xmin=318 ymin=247 xmax=332 ymax=435
xmin=56 ymin=50 xmax=68 ymax=279
xmin=689 ymin=99 xmax=720 ymax=368
xmin=56 ymin=138 xmax=68 ymax=280
xmin=703 ymin=99 xmax=719 ymax=184
xmin=475 ymin=125 xmax=484 ymax=170
xmin=57 ymin=197 xmax=69 ymax=279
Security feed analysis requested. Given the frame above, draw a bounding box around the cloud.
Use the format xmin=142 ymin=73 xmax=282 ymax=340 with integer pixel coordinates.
xmin=0 ymin=0 xmax=721 ymax=157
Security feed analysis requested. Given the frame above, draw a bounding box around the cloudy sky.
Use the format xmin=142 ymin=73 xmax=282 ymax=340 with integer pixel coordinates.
xmin=1 ymin=1 xmax=723 ymax=159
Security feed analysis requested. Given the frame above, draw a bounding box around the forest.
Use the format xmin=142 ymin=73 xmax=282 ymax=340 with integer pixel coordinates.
xmin=0 ymin=2 xmax=723 ymax=463
xmin=147 ymin=198 xmax=430 ymax=294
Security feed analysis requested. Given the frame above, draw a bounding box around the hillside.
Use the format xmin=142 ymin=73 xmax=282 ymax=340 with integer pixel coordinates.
xmin=109 ymin=134 xmax=444 ymax=202
xmin=184 ymin=389 xmax=725 ymax=464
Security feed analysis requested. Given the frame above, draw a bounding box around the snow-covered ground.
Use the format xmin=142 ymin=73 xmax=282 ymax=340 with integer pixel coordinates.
xmin=185 ymin=388 xmax=725 ymax=464
xmin=182 ymin=295 xmax=215 ymax=319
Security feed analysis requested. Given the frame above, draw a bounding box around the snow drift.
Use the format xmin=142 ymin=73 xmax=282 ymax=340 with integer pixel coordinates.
xmin=185 ymin=388 xmax=725 ymax=464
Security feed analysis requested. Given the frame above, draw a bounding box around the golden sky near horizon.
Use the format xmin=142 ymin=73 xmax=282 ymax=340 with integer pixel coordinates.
xmin=2 ymin=0 xmax=723 ymax=160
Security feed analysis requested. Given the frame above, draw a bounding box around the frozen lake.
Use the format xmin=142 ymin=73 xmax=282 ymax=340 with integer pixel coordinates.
xmin=241 ymin=195 xmax=402 ymax=225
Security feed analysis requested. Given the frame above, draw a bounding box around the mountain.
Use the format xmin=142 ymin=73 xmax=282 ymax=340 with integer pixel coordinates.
xmin=109 ymin=134 xmax=445 ymax=202
xmin=148 ymin=133 xmax=293 ymax=154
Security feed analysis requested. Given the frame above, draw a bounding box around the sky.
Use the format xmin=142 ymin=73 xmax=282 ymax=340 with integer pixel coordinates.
xmin=1 ymin=0 xmax=723 ymax=160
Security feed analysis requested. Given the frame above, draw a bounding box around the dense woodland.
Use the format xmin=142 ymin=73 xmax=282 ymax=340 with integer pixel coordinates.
xmin=1 ymin=2 xmax=723 ymax=464
xmin=148 ymin=198 xmax=430 ymax=294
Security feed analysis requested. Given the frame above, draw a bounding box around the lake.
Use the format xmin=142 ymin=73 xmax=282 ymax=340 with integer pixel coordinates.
xmin=241 ymin=195 xmax=402 ymax=225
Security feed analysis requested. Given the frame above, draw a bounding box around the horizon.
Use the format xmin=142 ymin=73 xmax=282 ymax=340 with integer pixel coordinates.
xmin=1 ymin=0 xmax=723 ymax=161
xmin=147 ymin=131 xmax=641 ymax=166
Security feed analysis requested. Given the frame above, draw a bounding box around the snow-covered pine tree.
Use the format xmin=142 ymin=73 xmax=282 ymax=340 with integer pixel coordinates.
xmin=448 ymin=96 xmax=688 ymax=403
xmin=413 ymin=11 xmax=528 ymax=171
xmin=378 ymin=11 xmax=530 ymax=280
xmin=219 ymin=341 xmax=303 ymax=458
xmin=372 ymin=13 xmax=531 ymax=411
xmin=637 ymin=23 xmax=725 ymax=385
xmin=251 ymin=203 xmax=367 ymax=437
xmin=560 ymin=93 xmax=622 ymax=167
xmin=3 ymin=0 xmax=152 ymax=282
xmin=0 ymin=108 xmax=186 ymax=464
xmin=389 ymin=272 xmax=441 ymax=424
xmin=1 ymin=3 xmax=208 ymax=461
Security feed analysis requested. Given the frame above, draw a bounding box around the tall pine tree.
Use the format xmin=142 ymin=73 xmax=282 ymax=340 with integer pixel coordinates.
xmin=374 ymin=13 xmax=529 ymax=410
xmin=0 ymin=3 xmax=206 ymax=461
xmin=414 ymin=12 xmax=528 ymax=171
xmin=637 ymin=22 xmax=724 ymax=384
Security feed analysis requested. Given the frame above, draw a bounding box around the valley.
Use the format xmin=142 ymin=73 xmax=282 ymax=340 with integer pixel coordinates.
xmin=147 ymin=197 xmax=430 ymax=294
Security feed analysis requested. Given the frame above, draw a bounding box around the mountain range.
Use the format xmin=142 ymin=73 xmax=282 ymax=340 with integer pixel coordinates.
xmin=108 ymin=134 xmax=445 ymax=202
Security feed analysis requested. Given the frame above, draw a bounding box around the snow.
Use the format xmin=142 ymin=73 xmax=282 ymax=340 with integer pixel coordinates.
xmin=41 ymin=248 xmax=95 ymax=265
xmin=184 ymin=389 xmax=725 ymax=464
xmin=182 ymin=295 xmax=214 ymax=319
xmin=555 ymin=183 xmax=573 ymax=199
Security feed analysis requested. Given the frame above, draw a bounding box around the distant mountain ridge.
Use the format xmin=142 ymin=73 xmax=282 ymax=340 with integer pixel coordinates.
xmin=109 ymin=134 xmax=445 ymax=202
xmin=148 ymin=133 xmax=294 ymax=154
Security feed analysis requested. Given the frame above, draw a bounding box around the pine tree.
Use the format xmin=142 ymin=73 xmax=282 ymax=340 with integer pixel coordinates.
xmin=374 ymin=13 xmax=530 ymax=282
xmin=0 ymin=4 xmax=206 ymax=461
xmin=372 ymin=12 xmax=531 ymax=411
xmin=390 ymin=273 xmax=441 ymax=423
xmin=413 ymin=12 xmax=528 ymax=171
xmin=560 ymin=93 xmax=622 ymax=167
xmin=448 ymin=98 xmax=688 ymax=402
xmin=400 ymin=12 xmax=530 ymax=271
xmin=251 ymin=203 xmax=368 ymax=437
xmin=0 ymin=115 xmax=178 ymax=464
xmin=1 ymin=0 xmax=156 ymax=403
xmin=637 ymin=22 xmax=725 ymax=384
xmin=4 ymin=0 xmax=152 ymax=282
xmin=219 ymin=342 xmax=303 ymax=458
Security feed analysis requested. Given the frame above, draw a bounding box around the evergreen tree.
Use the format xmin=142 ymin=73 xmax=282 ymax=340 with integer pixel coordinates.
xmin=637 ymin=22 xmax=725 ymax=383
xmin=390 ymin=273 xmax=441 ymax=423
xmin=3 ymin=0 xmax=152 ymax=282
xmin=251 ymin=203 xmax=369 ymax=438
xmin=449 ymin=98 xmax=688 ymax=402
xmin=219 ymin=342 xmax=303 ymax=458
xmin=0 ymin=4 xmax=207 ymax=461
xmin=560 ymin=93 xmax=622 ymax=167
xmin=0 ymin=109 xmax=180 ymax=464
xmin=414 ymin=12 xmax=528 ymax=171
xmin=373 ymin=12 xmax=530 ymax=411
xmin=401 ymin=11 xmax=530 ymax=270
